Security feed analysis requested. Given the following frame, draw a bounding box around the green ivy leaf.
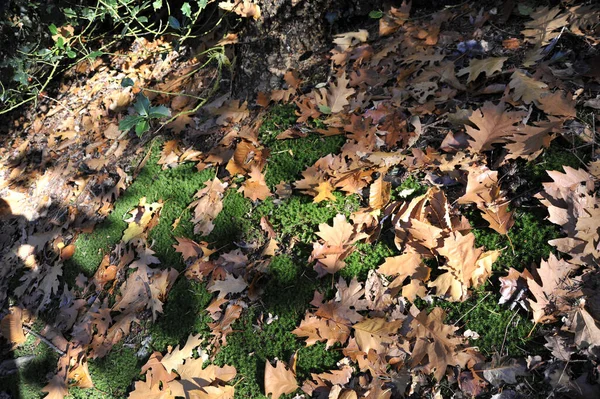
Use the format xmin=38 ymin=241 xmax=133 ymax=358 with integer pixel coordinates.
xmin=121 ymin=77 xmax=135 ymax=87
xmin=49 ymin=24 xmax=58 ymax=35
xmin=13 ymin=71 xmax=29 ymax=86
xmin=181 ymin=3 xmax=192 ymax=18
xmin=66 ymin=50 xmax=77 ymax=58
xmin=134 ymin=94 xmax=151 ymax=117
xmin=318 ymin=104 xmax=332 ymax=114
xmin=89 ymin=50 xmax=103 ymax=60
xmin=369 ymin=10 xmax=383 ymax=19
xmin=197 ymin=0 xmax=208 ymax=10
xmin=135 ymin=119 xmax=150 ymax=137
xmin=153 ymin=0 xmax=163 ymax=10
xmin=138 ymin=16 xmax=148 ymax=23
xmin=169 ymin=16 xmax=181 ymax=30
xmin=119 ymin=115 xmax=144 ymax=131
xmin=148 ymin=105 xmax=171 ymax=119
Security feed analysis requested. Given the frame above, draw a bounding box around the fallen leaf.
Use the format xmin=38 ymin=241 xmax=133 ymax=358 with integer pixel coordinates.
xmin=264 ymin=360 xmax=298 ymax=399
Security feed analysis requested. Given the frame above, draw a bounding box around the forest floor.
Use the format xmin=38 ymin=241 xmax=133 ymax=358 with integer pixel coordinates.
xmin=1 ymin=2 xmax=600 ymax=399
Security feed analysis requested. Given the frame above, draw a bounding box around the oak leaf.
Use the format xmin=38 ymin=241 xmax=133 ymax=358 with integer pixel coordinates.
xmin=0 ymin=307 xmax=26 ymax=345
xmin=464 ymin=102 xmax=525 ymax=152
xmin=369 ymin=174 xmax=391 ymax=210
xmin=537 ymin=91 xmax=576 ymax=117
xmin=238 ymin=167 xmax=271 ymax=201
xmin=264 ymin=359 xmax=298 ymax=399
xmin=408 ymin=307 xmax=464 ymax=382
xmin=157 ymin=140 xmax=181 ymax=169
xmin=508 ymin=70 xmax=548 ymax=104
xmin=428 ymin=232 xmax=499 ymax=302
xmin=570 ymin=304 xmax=600 ymax=350
xmin=457 ymin=57 xmax=507 ymax=83
xmin=122 ymin=198 xmax=163 ymax=243
xmin=352 ymin=317 xmax=403 ymax=354
xmin=207 ymin=273 xmax=247 ymax=299
xmin=526 ymin=254 xmax=578 ymax=323
xmin=173 ymin=237 xmax=215 ymax=261
xmin=327 ymin=73 xmax=355 ymax=113
xmin=313 ymin=181 xmax=337 ymax=203
xmin=160 ymin=333 xmax=204 ymax=373
xmin=213 ymin=100 xmax=250 ymax=125
xmin=481 ymin=357 xmax=528 ymax=387
xmin=310 ymin=214 xmax=368 ymax=275
xmin=190 ymin=177 xmax=228 ymax=236
xmin=521 ymin=6 xmax=569 ymax=45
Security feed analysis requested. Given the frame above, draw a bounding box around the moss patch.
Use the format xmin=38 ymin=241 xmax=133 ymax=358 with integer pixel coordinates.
xmin=149 ymin=278 xmax=214 ymax=353
xmin=469 ymin=210 xmax=560 ymax=272
xmin=67 ymin=141 xmax=214 ymax=281
xmin=254 ymin=193 xmax=360 ymax=246
xmin=433 ymin=291 xmax=541 ymax=358
xmin=341 ymin=241 xmax=396 ymax=280
xmin=258 ymin=104 xmax=346 ymax=187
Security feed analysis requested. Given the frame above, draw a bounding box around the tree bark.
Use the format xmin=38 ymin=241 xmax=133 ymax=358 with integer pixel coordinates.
xmin=232 ymin=0 xmax=385 ymax=98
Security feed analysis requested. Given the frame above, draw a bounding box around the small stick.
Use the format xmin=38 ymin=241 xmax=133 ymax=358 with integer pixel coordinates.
xmin=23 ymin=326 xmax=65 ymax=356
xmin=501 ymin=311 xmax=519 ymax=355
xmin=454 ymin=292 xmax=491 ymax=326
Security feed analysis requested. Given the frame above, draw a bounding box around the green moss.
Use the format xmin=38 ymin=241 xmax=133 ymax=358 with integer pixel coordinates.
xmin=68 ymin=345 xmax=140 ymax=399
xmin=67 ymin=141 xmax=214 ymax=281
xmin=0 ymin=331 xmax=59 ymax=399
xmin=206 ymin=190 xmax=254 ymax=247
xmin=259 ymin=104 xmax=298 ymax=146
xmin=469 ymin=210 xmax=560 ymax=272
xmin=254 ymin=193 xmax=360 ymax=246
xmin=149 ymin=278 xmax=213 ymax=352
xmin=391 ymin=173 xmax=428 ymax=200
xmin=341 ymin=241 xmax=396 ymax=280
xmin=523 ymin=139 xmax=590 ymax=185
xmin=264 ymin=133 xmax=346 ymax=188
xmin=258 ymin=104 xmax=346 ymax=188
xmin=433 ymin=291 xmax=541 ymax=358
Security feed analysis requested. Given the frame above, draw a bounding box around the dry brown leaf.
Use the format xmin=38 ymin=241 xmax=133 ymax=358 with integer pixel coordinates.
xmin=428 ymin=232 xmax=499 ymax=302
xmin=537 ymin=91 xmax=576 ymax=117
xmin=408 ymin=307 xmax=464 ymax=382
xmin=207 ymin=273 xmax=248 ymax=299
xmin=369 ymin=174 xmax=391 ymax=210
xmin=508 ymin=70 xmax=548 ymax=104
xmin=327 ymin=73 xmax=355 ymax=113
xmin=190 ymin=177 xmax=228 ymax=236
xmin=239 ymin=167 xmax=271 ymax=201
xmin=0 ymin=307 xmax=27 ymax=345
xmin=465 ymin=102 xmax=526 ymax=152
xmin=352 ymin=317 xmax=403 ymax=354
xmin=313 ymin=181 xmax=337 ymax=203
xmin=157 ymin=140 xmax=181 ymax=169
xmin=264 ymin=360 xmax=298 ymax=399
xmin=521 ymin=6 xmax=569 ymax=45
xmin=218 ymin=0 xmax=261 ymax=20
xmin=214 ymin=100 xmax=250 ymax=125
xmin=310 ymin=215 xmax=369 ymax=276
xmin=457 ymin=57 xmax=507 ymax=83
xmin=527 ymin=254 xmax=578 ymax=323
xmin=160 ymin=333 xmax=204 ymax=373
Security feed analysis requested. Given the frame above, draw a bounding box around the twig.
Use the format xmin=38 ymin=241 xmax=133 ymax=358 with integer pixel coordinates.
xmin=23 ymin=326 xmax=65 ymax=356
xmin=500 ymin=310 xmax=519 ymax=355
xmin=453 ymin=292 xmax=491 ymax=326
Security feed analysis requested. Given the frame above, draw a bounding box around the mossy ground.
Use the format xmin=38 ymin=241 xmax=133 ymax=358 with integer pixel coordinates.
xmin=2 ymin=104 xmax=571 ymax=398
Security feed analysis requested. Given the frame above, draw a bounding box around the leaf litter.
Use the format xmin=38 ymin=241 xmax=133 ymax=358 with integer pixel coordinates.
xmin=1 ymin=1 xmax=600 ymax=399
